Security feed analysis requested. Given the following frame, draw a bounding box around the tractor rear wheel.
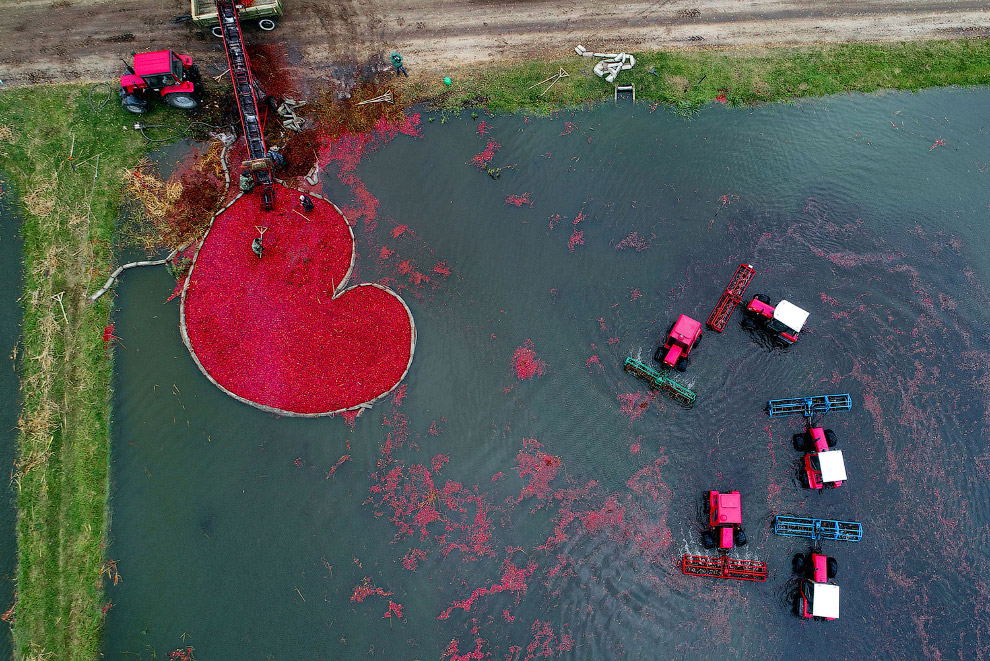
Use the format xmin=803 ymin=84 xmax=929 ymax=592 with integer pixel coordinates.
xmin=693 ymin=332 xmax=702 ymax=348
xmin=827 ymin=557 xmax=838 ymax=578
xmin=186 ymin=64 xmax=201 ymax=85
xmin=164 ymin=93 xmax=198 ymax=110
xmin=824 ymin=429 xmax=837 ymax=447
xmin=793 ymin=433 xmax=808 ymax=452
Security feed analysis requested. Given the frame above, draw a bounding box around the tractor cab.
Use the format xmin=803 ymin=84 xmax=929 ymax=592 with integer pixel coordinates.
xmin=797 ymin=552 xmax=840 ymax=620
xmin=120 ymin=50 xmax=200 ymax=113
xmin=743 ymin=297 xmax=809 ymax=344
xmin=135 ymin=51 xmax=190 ymax=90
xmin=801 ymin=581 xmax=840 ymax=620
xmin=703 ymin=490 xmax=747 ymax=550
xmin=805 ymin=449 xmax=847 ymax=490
xmin=654 ymin=314 xmax=702 ymax=371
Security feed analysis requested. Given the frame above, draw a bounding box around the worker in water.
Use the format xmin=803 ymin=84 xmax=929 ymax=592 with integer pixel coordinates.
xmin=299 ymin=194 xmax=315 ymax=212
xmin=251 ymin=235 xmax=263 ymax=259
xmin=390 ymin=52 xmax=408 ymax=77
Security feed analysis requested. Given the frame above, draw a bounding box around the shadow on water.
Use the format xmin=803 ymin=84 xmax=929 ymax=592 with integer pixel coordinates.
xmin=0 ymin=172 xmax=23 ymax=659
xmin=104 ymin=89 xmax=990 ymax=658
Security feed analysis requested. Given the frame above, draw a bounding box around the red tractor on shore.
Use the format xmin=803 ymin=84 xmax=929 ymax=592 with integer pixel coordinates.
xmin=741 ymin=296 xmax=809 ymax=344
xmin=794 ymin=425 xmax=846 ymax=490
xmin=654 ymin=314 xmax=702 ymax=371
xmin=120 ymin=50 xmax=200 ymax=114
xmin=701 ymin=490 xmax=748 ymax=549
xmin=793 ymin=551 xmax=840 ymax=620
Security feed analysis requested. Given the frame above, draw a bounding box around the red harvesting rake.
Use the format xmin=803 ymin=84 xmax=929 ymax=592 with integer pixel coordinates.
xmin=707 ymin=263 xmax=755 ymax=332
xmin=681 ymin=554 xmax=768 ymax=582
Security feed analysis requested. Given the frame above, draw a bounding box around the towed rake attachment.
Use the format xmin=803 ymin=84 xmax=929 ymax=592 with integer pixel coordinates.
xmin=707 ymin=263 xmax=755 ymax=332
xmin=767 ymin=393 xmax=852 ymax=418
xmin=624 ymin=357 xmax=696 ymax=404
xmin=774 ymin=516 xmax=862 ymax=542
xmin=681 ymin=554 xmax=768 ymax=582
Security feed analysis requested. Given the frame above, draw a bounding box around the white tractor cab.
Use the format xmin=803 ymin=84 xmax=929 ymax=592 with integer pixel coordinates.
xmin=802 ymin=581 xmax=840 ymax=620
xmin=806 ymin=449 xmax=847 ymax=491
xmin=794 ymin=426 xmax=847 ymax=491
xmin=743 ymin=296 xmax=810 ymax=344
xmin=795 ymin=552 xmax=840 ymax=620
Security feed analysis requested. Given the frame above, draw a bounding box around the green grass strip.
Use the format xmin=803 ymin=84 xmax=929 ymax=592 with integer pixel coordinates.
xmin=0 ymin=84 xmax=158 ymax=660
xmin=412 ymin=39 xmax=990 ymax=112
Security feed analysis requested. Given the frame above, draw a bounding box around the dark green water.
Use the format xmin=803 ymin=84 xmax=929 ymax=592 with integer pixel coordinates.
xmin=104 ymin=89 xmax=990 ymax=658
xmin=0 ymin=174 xmax=21 ymax=659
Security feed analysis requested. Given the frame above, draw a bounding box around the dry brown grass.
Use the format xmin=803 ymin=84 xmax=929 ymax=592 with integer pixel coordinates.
xmin=200 ymin=140 xmax=226 ymax=181
xmin=124 ymin=160 xmax=182 ymax=221
xmin=23 ymin=646 xmax=56 ymax=661
xmin=666 ymin=74 xmax=690 ymax=91
xmin=21 ymin=172 xmax=58 ymax=218
xmin=122 ymin=147 xmax=226 ymax=251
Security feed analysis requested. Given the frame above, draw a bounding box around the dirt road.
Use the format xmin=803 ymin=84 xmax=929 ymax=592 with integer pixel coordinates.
xmin=1 ymin=0 xmax=989 ymax=86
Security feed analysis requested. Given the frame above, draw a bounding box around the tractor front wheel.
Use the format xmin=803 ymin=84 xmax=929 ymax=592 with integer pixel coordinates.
xmin=120 ymin=92 xmax=148 ymax=114
xmin=792 ymin=553 xmax=806 ymax=575
xmin=733 ymin=528 xmax=747 ymax=546
xmin=653 ymin=345 xmax=665 ymax=364
xmin=755 ymin=294 xmax=770 ymax=304
xmin=793 ymin=433 xmax=808 ymax=452
xmin=164 ymin=92 xmax=198 ymax=110
xmin=701 ymin=531 xmax=716 ymax=550
xmin=824 ymin=429 xmax=837 ymax=447
xmin=827 ymin=557 xmax=838 ymax=578
xmin=676 ymin=358 xmax=689 ymax=372
xmin=741 ymin=317 xmax=757 ymax=330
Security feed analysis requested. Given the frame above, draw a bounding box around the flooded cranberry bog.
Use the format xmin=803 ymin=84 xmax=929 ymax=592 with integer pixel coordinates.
xmin=103 ymin=89 xmax=990 ymax=658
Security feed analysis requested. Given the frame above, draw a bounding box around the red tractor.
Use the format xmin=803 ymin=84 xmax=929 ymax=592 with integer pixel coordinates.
xmin=794 ymin=426 xmax=846 ymax=490
xmin=741 ymin=296 xmax=809 ymax=344
xmin=120 ymin=50 xmax=200 ymax=114
xmin=793 ymin=552 xmax=839 ymax=620
xmin=702 ymin=491 xmax=747 ymax=550
xmin=654 ymin=314 xmax=702 ymax=371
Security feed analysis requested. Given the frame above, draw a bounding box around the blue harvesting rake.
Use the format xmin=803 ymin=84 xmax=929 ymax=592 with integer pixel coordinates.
xmin=624 ymin=357 xmax=697 ymax=405
xmin=766 ymin=393 xmax=852 ymax=418
xmin=773 ymin=515 xmax=863 ymax=542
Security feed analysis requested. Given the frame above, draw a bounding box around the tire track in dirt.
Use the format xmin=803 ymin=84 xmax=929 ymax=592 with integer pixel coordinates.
xmin=0 ymin=1 xmax=988 ymax=85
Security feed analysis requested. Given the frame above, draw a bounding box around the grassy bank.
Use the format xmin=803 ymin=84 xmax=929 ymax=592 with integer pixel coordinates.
xmin=0 ymin=85 xmax=155 ymax=659
xmin=413 ymin=38 xmax=990 ymax=112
